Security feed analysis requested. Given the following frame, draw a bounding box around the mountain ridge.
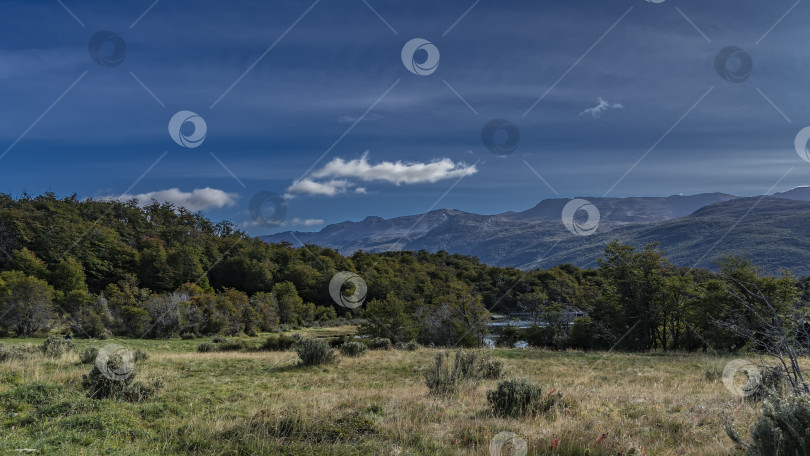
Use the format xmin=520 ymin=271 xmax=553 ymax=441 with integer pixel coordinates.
xmin=261 ymin=189 xmax=810 ymax=276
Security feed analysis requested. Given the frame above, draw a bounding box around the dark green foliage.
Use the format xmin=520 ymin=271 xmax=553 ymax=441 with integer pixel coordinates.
xmin=133 ymin=348 xmax=149 ymax=362
xmin=727 ymin=395 xmax=810 ymax=455
xmin=41 ymin=336 xmax=74 ymax=358
xmin=81 ymin=365 xmax=163 ymax=402
xmin=339 ymin=341 xmax=367 ymax=357
xmin=404 ymin=340 xmax=420 ymax=351
xmin=261 ymin=334 xmax=296 ymax=351
xmin=487 ymin=378 xmax=557 ymax=417
xmin=477 ymin=355 xmax=504 ymax=380
xmin=80 ymin=346 xmax=99 ymax=364
xmin=0 ymin=193 xmax=808 ymax=354
xmin=295 ymin=338 xmax=338 ymax=366
xmin=216 ymin=340 xmax=249 ymax=352
xmin=329 ymin=335 xmax=350 ymax=348
xmin=368 ymin=337 xmax=392 ymax=350
xmin=197 ymin=342 xmax=216 ymax=353
xmin=181 ymin=332 xmax=197 ymax=340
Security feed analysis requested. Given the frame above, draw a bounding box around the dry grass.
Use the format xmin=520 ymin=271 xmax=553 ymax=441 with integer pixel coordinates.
xmin=0 ymin=337 xmax=794 ymax=455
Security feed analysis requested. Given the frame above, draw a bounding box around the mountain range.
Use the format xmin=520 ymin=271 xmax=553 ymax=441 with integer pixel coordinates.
xmin=261 ymin=187 xmax=810 ymax=276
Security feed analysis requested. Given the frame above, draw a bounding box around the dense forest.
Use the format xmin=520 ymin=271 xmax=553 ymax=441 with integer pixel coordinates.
xmin=0 ymin=193 xmax=808 ymax=352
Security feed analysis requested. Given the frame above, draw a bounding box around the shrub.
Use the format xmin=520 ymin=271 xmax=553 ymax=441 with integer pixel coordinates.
xmin=80 ymin=347 xmax=99 ymax=364
xmin=487 ymin=378 xmax=556 ymax=417
xmin=339 ymin=341 xmax=367 ymax=357
xmin=727 ymin=394 xmax=810 ymax=455
xmin=261 ymin=334 xmax=296 ymax=351
xmin=478 ymin=355 xmax=504 ymax=380
xmin=134 ymin=349 xmax=149 ymax=362
xmin=329 ymin=336 xmax=350 ymax=348
xmin=217 ymin=340 xmax=248 ymax=352
xmin=41 ymin=336 xmax=74 ymax=358
xmin=197 ymin=342 xmax=216 ymax=353
xmin=404 ymin=340 xmax=420 ymax=351
xmin=423 ymin=350 xmax=497 ymax=396
xmin=296 ymin=338 xmax=338 ymax=366
xmin=212 ymin=335 xmax=227 ymax=344
xmin=369 ymin=337 xmax=392 ymax=350
xmin=82 ymin=365 xmax=163 ymax=402
xmin=180 ymin=332 xmax=196 ymax=340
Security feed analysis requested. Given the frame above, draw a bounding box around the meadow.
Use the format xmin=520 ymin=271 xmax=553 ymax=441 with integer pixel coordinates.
xmin=0 ymin=330 xmax=776 ymax=456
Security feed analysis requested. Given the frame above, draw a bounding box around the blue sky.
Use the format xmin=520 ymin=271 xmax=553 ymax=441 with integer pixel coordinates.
xmin=1 ymin=0 xmax=808 ymax=236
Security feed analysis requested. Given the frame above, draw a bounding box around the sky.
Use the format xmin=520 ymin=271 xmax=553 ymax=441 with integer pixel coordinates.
xmin=1 ymin=0 xmax=809 ymax=236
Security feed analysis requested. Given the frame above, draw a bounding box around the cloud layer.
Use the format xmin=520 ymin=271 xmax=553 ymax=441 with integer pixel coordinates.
xmin=105 ymin=188 xmax=239 ymax=211
xmin=286 ymin=153 xmax=478 ymax=197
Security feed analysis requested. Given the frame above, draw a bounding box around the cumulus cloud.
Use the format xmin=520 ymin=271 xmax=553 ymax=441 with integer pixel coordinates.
xmin=105 ymin=187 xmax=238 ymax=211
xmin=579 ymin=97 xmax=624 ymax=118
xmin=285 ymin=153 xmax=478 ymax=197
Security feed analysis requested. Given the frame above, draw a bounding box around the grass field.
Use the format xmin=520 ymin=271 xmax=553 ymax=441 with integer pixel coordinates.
xmin=0 ymin=333 xmax=775 ymax=455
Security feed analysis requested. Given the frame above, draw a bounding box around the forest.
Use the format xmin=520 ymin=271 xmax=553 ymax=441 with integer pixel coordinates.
xmin=0 ymin=193 xmax=808 ymax=353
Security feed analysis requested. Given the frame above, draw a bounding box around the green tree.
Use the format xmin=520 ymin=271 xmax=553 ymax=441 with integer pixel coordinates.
xmin=0 ymin=270 xmax=57 ymax=336
xmin=359 ymin=293 xmax=416 ymax=343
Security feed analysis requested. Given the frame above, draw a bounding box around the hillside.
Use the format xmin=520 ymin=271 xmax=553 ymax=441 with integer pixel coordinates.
xmin=262 ymin=191 xmax=810 ymax=276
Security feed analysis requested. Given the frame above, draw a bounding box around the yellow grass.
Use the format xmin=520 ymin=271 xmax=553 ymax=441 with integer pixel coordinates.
xmin=0 ymin=340 xmax=792 ymax=455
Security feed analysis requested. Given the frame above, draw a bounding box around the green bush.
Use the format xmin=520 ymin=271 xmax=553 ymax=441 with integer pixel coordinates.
xmin=41 ymin=336 xmax=74 ymax=358
xmin=217 ymin=340 xmax=248 ymax=352
xmin=404 ymin=340 xmax=420 ymax=351
xmin=295 ymin=338 xmax=338 ymax=366
xmin=80 ymin=347 xmax=99 ymax=364
xmin=212 ymin=335 xmax=227 ymax=343
xmin=180 ymin=332 xmax=197 ymax=340
xmin=478 ymin=355 xmax=504 ymax=380
xmin=329 ymin=336 xmax=350 ymax=348
xmin=487 ymin=378 xmax=557 ymax=417
xmin=423 ymin=350 xmax=499 ymax=395
xmin=261 ymin=334 xmax=296 ymax=351
xmin=368 ymin=337 xmax=392 ymax=350
xmin=197 ymin=342 xmax=216 ymax=353
xmin=82 ymin=365 xmax=163 ymax=402
xmin=727 ymin=394 xmax=810 ymax=455
xmin=339 ymin=341 xmax=367 ymax=357
xmin=134 ymin=349 xmax=149 ymax=362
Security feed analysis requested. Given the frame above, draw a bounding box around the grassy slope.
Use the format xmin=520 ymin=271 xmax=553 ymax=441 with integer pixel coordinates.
xmin=0 ymin=334 xmax=774 ymax=455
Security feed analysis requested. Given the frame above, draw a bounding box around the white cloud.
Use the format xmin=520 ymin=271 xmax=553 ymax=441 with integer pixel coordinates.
xmin=240 ymin=217 xmax=324 ymax=228
xmin=285 ymin=179 xmax=354 ymax=197
xmin=289 ymin=218 xmax=324 ymax=226
xmin=579 ymin=97 xmax=623 ymax=118
xmin=104 ymin=187 xmax=238 ymax=211
xmin=285 ymin=153 xmax=478 ymax=197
